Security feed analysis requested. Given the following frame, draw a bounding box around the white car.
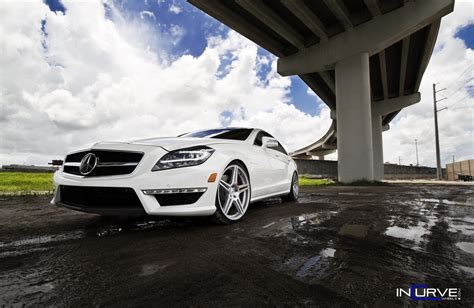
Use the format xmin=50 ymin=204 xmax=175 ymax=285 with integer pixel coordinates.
xmin=52 ymin=128 xmax=299 ymax=224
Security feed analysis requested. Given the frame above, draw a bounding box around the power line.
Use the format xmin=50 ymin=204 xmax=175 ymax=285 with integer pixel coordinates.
xmin=448 ymin=93 xmax=472 ymax=108
xmin=447 ymin=77 xmax=473 ymax=97
xmin=444 ymin=63 xmax=474 ymax=89
xmin=451 ymin=105 xmax=473 ymax=111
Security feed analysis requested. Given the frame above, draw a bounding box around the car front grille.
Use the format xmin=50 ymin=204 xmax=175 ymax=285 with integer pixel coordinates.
xmin=63 ymin=150 xmax=143 ymax=177
xmin=59 ymin=185 xmax=145 ymax=213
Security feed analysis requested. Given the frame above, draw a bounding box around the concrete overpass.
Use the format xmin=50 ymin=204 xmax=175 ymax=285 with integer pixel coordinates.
xmin=188 ymin=0 xmax=454 ymax=182
xmin=290 ymin=120 xmax=337 ymax=160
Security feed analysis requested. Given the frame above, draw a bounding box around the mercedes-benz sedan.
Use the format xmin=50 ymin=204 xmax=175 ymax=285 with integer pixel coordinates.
xmin=52 ymin=128 xmax=298 ymax=224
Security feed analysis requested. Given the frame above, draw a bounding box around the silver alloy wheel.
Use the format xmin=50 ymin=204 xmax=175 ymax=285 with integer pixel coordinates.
xmin=292 ymin=173 xmax=299 ymax=199
xmin=217 ymin=164 xmax=250 ymax=221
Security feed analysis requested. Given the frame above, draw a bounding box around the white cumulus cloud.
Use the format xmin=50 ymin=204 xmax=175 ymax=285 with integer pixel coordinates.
xmin=139 ymin=10 xmax=156 ymax=20
xmin=0 ymin=0 xmax=328 ymax=165
xmin=169 ymin=4 xmax=181 ymax=14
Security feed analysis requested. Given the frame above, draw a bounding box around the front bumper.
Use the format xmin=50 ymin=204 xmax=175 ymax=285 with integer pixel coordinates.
xmin=51 ymin=162 xmax=220 ymax=216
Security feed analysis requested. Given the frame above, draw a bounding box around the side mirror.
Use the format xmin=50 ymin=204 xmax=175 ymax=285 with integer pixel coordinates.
xmin=262 ymin=137 xmax=279 ymax=149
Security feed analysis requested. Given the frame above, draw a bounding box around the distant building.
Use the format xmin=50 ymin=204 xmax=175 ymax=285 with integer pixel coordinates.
xmin=446 ymin=159 xmax=474 ymax=181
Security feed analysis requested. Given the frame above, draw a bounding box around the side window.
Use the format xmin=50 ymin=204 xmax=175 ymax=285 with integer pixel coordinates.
xmin=273 ymin=143 xmax=288 ymax=155
xmin=253 ymin=132 xmax=263 ymax=146
xmin=253 ymin=131 xmax=287 ymax=154
xmin=253 ymin=131 xmax=271 ymax=146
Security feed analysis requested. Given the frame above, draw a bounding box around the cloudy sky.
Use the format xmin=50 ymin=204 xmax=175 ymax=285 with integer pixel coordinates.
xmin=0 ymin=0 xmax=472 ymax=167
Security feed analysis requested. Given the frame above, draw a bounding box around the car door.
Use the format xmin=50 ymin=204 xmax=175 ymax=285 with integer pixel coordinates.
xmin=264 ymin=138 xmax=291 ymax=193
xmin=246 ymin=131 xmax=275 ymax=198
xmin=253 ymin=131 xmax=291 ymax=195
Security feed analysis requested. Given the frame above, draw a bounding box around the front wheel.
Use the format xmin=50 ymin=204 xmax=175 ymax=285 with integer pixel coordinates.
xmin=282 ymin=172 xmax=298 ymax=202
xmin=212 ymin=162 xmax=251 ymax=224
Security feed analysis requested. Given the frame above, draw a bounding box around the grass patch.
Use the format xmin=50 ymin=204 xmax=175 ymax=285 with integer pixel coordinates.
xmin=0 ymin=172 xmax=54 ymax=192
xmin=299 ymin=178 xmax=333 ymax=186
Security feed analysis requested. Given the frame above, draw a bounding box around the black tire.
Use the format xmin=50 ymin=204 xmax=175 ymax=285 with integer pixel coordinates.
xmin=212 ymin=162 xmax=251 ymax=224
xmin=282 ymin=172 xmax=298 ymax=202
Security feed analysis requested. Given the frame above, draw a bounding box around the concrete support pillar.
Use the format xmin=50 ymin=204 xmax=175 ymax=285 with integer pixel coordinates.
xmin=372 ymin=114 xmax=384 ymax=180
xmin=318 ymin=155 xmax=325 ymax=160
xmin=335 ymin=52 xmax=374 ymax=182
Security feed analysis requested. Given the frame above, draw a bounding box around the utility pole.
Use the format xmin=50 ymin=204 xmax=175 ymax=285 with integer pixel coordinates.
xmin=432 ymin=83 xmax=447 ymax=180
xmin=399 ymin=156 xmax=401 ymax=166
xmin=415 ymin=139 xmax=419 ymax=167
xmin=452 ymin=155 xmax=455 ymax=164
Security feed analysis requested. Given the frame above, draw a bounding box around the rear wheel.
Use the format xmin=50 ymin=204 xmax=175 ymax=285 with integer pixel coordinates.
xmin=212 ymin=162 xmax=251 ymax=224
xmin=282 ymin=172 xmax=298 ymax=201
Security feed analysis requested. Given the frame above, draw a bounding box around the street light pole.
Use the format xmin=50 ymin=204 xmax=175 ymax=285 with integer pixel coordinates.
xmin=415 ymin=139 xmax=419 ymax=167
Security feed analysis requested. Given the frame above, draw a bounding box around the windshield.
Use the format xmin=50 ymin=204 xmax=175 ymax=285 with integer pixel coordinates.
xmin=179 ymin=128 xmax=253 ymax=141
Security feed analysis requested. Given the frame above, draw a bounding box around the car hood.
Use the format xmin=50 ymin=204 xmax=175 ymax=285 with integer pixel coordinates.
xmin=95 ymin=137 xmax=242 ymax=152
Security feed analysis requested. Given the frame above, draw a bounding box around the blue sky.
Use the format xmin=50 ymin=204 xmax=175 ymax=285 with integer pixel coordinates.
xmin=43 ymin=0 xmax=473 ymax=117
xmin=455 ymin=23 xmax=474 ymax=49
xmin=44 ymin=0 xmax=324 ymax=116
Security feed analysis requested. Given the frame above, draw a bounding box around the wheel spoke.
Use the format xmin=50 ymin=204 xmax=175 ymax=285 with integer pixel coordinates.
xmin=219 ymin=179 xmax=231 ymax=192
xmin=237 ymin=184 xmax=249 ymax=194
xmin=222 ymin=196 xmax=233 ymax=214
xmin=234 ymin=198 xmax=244 ymax=214
xmin=231 ymin=166 xmax=239 ymax=185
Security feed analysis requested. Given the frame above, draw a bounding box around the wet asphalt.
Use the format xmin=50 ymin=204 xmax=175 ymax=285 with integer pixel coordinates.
xmin=0 ymin=184 xmax=473 ymax=307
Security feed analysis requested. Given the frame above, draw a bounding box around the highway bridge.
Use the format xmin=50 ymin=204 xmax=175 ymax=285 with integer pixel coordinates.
xmin=188 ymin=0 xmax=454 ymax=182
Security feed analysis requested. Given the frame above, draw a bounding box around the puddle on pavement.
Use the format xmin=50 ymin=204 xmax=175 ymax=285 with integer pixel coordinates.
xmin=261 ymin=222 xmax=276 ymax=229
xmin=384 ymin=199 xmax=441 ymax=249
xmin=456 ymin=242 xmax=474 ymax=254
xmin=385 ymin=223 xmax=428 ymax=244
xmin=256 ymin=211 xmax=339 ymax=239
xmin=0 ymin=246 xmax=51 ymax=258
xmin=462 ymin=216 xmax=474 ymax=223
xmin=420 ymin=198 xmax=474 ymax=206
xmin=0 ymin=231 xmax=84 ymax=249
xmin=420 ymin=198 xmax=440 ymax=203
xmin=448 ymin=223 xmax=474 ymax=236
xmin=25 ymin=281 xmax=55 ymax=294
xmin=289 ymin=247 xmax=337 ymax=280
xmin=95 ymin=219 xmax=191 ymax=237
xmin=320 ymin=248 xmax=336 ymax=258
xmin=441 ymin=199 xmax=473 ymax=206
xmin=296 ymin=256 xmax=322 ymax=278
xmin=292 ymin=212 xmax=339 ymax=229
xmin=96 ymin=225 xmax=123 ymax=237
xmin=458 ymin=266 xmax=474 ymax=275
xmin=140 ymin=261 xmax=175 ymax=276
xmin=296 ymin=196 xmax=331 ymax=204
xmin=337 ymin=192 xmax=373 ymax=196
xmin=338 ymin=224 xmax=369 ymax=238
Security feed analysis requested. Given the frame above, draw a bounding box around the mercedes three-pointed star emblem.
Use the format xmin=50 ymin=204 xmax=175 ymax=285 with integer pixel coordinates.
xmin=79 ymin=153 xmax=98 ymax=175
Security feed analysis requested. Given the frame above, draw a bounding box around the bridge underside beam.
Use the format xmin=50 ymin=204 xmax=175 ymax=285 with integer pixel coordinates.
xmin=277 ymin=0 xmax=453 ymax=75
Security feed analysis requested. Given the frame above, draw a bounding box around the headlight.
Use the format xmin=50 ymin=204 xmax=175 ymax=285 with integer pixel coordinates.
xmin=152 ymin=146 xmax=215 ymax=171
